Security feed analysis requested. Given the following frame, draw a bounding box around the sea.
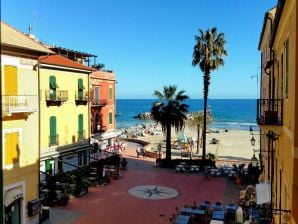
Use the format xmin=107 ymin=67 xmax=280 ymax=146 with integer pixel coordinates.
xmin=116 ymin=99 xmax=259 ymax=131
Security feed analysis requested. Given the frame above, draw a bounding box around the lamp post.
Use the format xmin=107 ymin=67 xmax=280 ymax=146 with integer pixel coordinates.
xmin=251 ymin=154 xmax=258 ymax=167
xmin=250 ymin=136 xmax=256 ymax=146
xmin=251 ymin=75 xmax=259 ymax=99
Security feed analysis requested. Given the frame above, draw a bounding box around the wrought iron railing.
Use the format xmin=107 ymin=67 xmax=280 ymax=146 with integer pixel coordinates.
xmin=257 ymin=99 xmax=283 ymax=125
xmin=75 ymin=91 xmax=89 ymax=102
xmin=49 ymin=134 xmax=59 ymax=146
xmin=91 ymin=98 xmax=107 ymax=107
xmin=45 ymin=90 xmax=68 ymax=102
xmin=2 ymin=95 xmax=38 ymax=114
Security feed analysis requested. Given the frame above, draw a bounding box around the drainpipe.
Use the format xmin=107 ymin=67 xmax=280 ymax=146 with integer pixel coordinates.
xmin=37 ymin=61 xmax=41 ymax=201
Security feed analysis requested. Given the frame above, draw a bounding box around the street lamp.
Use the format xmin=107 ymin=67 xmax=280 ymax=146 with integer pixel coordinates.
xmin=251 ymin=154 xmax=259 ymax=167
xmin=251 ymin=75 xmax=259 ymax=99
xmin=250 ymin=136 xmax=256 ymax=146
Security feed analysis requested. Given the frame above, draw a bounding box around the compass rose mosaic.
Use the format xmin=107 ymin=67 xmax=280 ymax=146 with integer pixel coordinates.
xmin=128 ymin=185 xmax=179 ymax=200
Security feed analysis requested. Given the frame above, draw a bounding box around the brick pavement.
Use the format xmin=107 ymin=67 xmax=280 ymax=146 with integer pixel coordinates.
xmin=47 ymin=142 xmax=241 ymax=224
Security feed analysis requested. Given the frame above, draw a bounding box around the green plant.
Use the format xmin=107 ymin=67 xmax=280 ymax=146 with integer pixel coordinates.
xmin=232 ymin=164 xmax=245 ymax=178
xmin=207 ymin=152 xmax=215 ymax=161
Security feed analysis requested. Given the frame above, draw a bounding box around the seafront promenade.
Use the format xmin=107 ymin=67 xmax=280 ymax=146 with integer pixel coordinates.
xmin=44 ymin=142 xmax=245 ymax=224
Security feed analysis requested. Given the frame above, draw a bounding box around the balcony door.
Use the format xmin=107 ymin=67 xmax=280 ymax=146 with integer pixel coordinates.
xmin=94 ymin=86 xmax=100 ymax=104
xmin=78 ymin=79 xmax=83 ymax=99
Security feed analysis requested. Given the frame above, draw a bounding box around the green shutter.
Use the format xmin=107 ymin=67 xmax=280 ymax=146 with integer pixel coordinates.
xmin=109 ymin=112 xmax=113 ymax=124
xmin=109 ymin=87 xmax=113 ymax=100
xmin=50 ymin=116 xmax=56 ymax=144
xmin=78 ymin=114 xmax=83 ymax=139
xmin=49 ymin=76 xmax=57 ymax=100
xmin=45 ymin=159 xmax=51 ymax=173
xmin=95 ymin=86 xmax=99 ymax=104
xmin=78 ymin=79 xmax=84 ymax=99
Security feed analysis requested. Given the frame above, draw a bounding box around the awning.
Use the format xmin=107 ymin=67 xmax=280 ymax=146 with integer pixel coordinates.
xmin=256 ymin=182 xmax=271 ymax=204
xmin=4 ymin=188 xmax=23 ymax=207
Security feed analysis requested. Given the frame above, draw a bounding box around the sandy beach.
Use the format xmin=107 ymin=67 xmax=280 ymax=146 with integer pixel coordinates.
xmin=123 ymin=125 xmax=259 ymax=163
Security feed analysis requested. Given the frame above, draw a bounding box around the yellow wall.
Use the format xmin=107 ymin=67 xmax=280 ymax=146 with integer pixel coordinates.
xmin=270 ymin=0 xmax=297 ymax=223
xmin=39 ymin=67 xmax=90 ymax=149
xmin=2 ymin=55 xmax=40 ymax=221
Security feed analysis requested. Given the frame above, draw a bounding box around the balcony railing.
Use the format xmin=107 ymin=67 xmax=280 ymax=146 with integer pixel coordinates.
xmin=257 ymin=99 xmax=283 ymax=125
xmin=75 ymin=91 xmax=89 ymax=105
xmin=2 ymin=95 xmax=38 ymax=115
xmin=77 ymin=130 xmax=86 ymax=140
xmin=49 ymin=134 xmax=59 ymax=146
xmin=91 ymin=98 xmax=107 ymax=107
xmin=45 ymin=90 xmax=68 ymax=106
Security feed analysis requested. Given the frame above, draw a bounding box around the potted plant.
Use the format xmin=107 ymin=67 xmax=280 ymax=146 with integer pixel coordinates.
xmin=232 ymin=163 xmax=245 ymax=185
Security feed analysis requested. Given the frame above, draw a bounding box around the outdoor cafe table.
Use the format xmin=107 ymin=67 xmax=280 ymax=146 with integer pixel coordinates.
xmin=212 ymin=210 xmax=225 ymax=221
xmin=181 ymin=207 xmax=205 ymax=216
xmin=174 ymin=214 xmax=190 ymax=224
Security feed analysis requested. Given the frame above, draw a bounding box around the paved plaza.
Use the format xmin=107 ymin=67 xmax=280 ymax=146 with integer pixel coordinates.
xmin=45 ymin=142 xmax=242 ymax=224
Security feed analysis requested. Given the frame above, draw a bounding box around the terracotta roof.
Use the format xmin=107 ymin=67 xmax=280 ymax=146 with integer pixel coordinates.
xmin=1 ymin=21 xmax=54 ymax=54
xmin=39 ymin=54 xmax=94 ymax=71
xmin=90 ymin=70 xmax=116 ymax=80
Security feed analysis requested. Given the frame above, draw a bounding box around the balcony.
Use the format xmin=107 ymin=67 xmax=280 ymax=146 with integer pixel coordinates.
xmin=75 ymin=91 xmax=89 ymax=105
xmin=2 ymin=95 xmax=38 ymax=116
xmin=77 ymin=130 xmax=86 ymax=141
xmin=49 ymin=134 xmax=59 ymax=146
xmin=257 ymin=99 xmax=283 ymax=125
xmin=45 ymin=90 xmax=68 ymax=106
xmin=92 ymin=122 xmax=107 ymax=135
xmin=91 ymin=98 xmax=107 ymax=107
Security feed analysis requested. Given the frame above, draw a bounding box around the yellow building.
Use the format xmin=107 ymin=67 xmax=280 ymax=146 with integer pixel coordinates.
xmin=258 ymin=0 xmax=297 ymax=223
xmin=1 ymin=22 xmax=54 ymax=224
xmin=38 ymin=54 xmax=93 ymax=176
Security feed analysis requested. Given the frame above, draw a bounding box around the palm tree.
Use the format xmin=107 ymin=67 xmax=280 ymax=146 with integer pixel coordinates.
xmin=192 ymin=27 xmax=227 ymax=160
xmin=151 ymin=85 xmax=189 ymax=162
xmin=186 ymin=111 xmax=212 ymax=154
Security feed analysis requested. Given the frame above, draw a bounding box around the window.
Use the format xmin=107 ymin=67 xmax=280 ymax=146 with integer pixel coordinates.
xmin=49 ymin=116 xmax=57 ymax=145
xmin=78 ymin=114 xmax=84 ymax=139
xmin=49 ymin=76 xmax=58 ymax=100
xmin=109 ymin=112 xmax=113 ymax=125
xmin=5 ymin=132 xmax=19 ymax=166
xmin=94 ymin=86 xmax=99 ymax=104
xmin=285 ymin=39 xmax=289 ymax=98
xmin=78 ymin=79 xmax=84 ymax=99
xmin=4 ymin=65 xmax=18 ymax=95
xmin=109 ymin=87 xmax=113 ymax=100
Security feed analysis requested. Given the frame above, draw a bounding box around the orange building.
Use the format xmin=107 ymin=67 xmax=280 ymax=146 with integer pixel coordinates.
xmin=89 ymin=70 xmax=117 ymax=149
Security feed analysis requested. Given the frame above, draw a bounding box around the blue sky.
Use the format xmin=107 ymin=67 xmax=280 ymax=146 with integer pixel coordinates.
xmin=2 ymin=0 xmax=276 ymax=99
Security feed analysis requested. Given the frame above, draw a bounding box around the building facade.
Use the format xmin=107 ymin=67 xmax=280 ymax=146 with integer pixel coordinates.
xmin=89 ymin=70 xmax=117 ymax=150
xmin=1 ymin=22 xmax=54 ymax=224
xmin=38 ymin=55 xmax=93 ymax=177
xmin=258 ymin=0 xmax=297 ymax=223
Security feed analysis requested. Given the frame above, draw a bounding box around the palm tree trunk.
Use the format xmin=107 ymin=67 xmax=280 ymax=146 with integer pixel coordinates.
xmin=166 ymin=123 xmax=172 ymax=161
xmin=202 ymin=73 xmax=210 ymax=161
xmin=196 ymin=124 xmax=200 ymax=154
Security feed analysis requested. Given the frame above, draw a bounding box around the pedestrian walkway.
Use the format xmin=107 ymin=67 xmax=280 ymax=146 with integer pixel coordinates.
xmin=46 ymin=142 xmax=240 ymax=224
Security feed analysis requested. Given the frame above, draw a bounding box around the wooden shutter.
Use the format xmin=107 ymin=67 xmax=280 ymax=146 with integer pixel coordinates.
xmin=50 ymin=116 xmax=57 ymax=144
xmin=78 ymin=79 xmax=83 ymax=99
xmin=109 ymin=87 xmax=113 ymax=100
xmin=78 ymin=114 xmax=83 ymax=139
xmin=109 ymin=112 xmax=113 ymax=124
xmin=5 ymin=132 xmax=19 ymax=165
xmin=4 ymin=65 xmax=18 ymax=95
xmin=94 ymin=86 xmax=99 ymax=104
